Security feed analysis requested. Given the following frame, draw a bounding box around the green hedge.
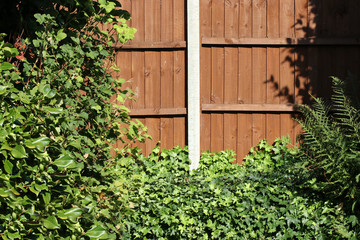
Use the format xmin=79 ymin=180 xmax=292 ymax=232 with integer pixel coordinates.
xmin=120 ymin=139 xmax=359 ymax=239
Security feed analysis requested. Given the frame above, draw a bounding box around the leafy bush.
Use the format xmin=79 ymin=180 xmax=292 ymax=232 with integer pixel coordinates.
xmin=0 ymin=1 xmax=145 ymax=239
xmin=120 ymin=140 xmax=359 ymax=239
xmin=296 ymin=76 xmax=360 ymax=213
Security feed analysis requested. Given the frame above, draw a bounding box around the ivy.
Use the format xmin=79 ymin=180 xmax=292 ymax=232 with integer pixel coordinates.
xmin=120 ymin=140 xmax=359 ymax=239
xmin=0 ymin=1 xmax=146 ymax=239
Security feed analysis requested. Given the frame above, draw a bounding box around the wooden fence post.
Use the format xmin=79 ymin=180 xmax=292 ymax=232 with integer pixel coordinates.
xmin=187 ymin=0 xmax=200 ymax=170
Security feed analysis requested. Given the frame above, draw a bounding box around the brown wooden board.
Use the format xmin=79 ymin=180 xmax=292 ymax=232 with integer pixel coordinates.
xmin=200 ymin=0 xmax=212 ymax=152
xmin=173 ymin=0 xmax=186 ymax=148
xmin=224 ymin=1 xmax=239 ymax=157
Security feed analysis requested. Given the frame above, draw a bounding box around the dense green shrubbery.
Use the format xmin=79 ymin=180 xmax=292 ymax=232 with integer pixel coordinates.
xmin=0 ymin=1 xmax=146 ymax=239
xmin=120 ymin=140 xmax=359 ymax=239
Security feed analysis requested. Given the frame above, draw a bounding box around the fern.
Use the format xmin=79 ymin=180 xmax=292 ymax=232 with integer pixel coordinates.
xmin=296 ymin=76 xmax=360 ymax=213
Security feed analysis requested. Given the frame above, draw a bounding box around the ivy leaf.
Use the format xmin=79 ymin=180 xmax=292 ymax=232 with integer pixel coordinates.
xmin=56 ymin=29 xmax=67 ymax=42
xmin=42 ymin=192 xmax=51 ymax=205
xmin=43 ymin=216 xmax=60 ymax=229
xmin=58 ymin=208 xmax=82 ymax=222
xmin=53 ymin=154 xmax=76 ymax=169
xmin=25 ymin=136 xmax=50 ymax=151
xmin=85 ymin=225 xmax=108 ymax=239
xmin=0 ymin=62 xmax=15 ymax=71
xmin=3 ymin=160 xmax=13 ymax=174
xmin=0 ymin=85 xmax=8 ymax=95
xmin=3 ymin=46 xmax=19 ymax=57
xmin=11 ymin=145 xmax=27 ymax=158
xmin=42 ymin=107 xmax=63 ymax=114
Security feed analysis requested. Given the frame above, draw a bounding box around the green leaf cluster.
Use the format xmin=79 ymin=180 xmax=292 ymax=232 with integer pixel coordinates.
xmin=296 ymin=76 xmax=360 ymax=213
xmin=120 ymin=140 xmax=359 ymax=239
xmin=0 ymin=1 xmax=146 ymax=239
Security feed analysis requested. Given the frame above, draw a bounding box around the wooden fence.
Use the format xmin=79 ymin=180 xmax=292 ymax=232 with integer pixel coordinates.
xmin=115 ymin=0 xmax=360 ymax=162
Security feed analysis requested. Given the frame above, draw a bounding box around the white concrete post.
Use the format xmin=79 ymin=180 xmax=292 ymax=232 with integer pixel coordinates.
xmin=187 ymin=0 xmax=200 ymax=170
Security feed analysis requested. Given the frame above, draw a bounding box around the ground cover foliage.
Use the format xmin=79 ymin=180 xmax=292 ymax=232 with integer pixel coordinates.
xmin=0 ymin=0 xmax=146 ymax=239
xmin=120 ymin=140 xmax=359 ymax=239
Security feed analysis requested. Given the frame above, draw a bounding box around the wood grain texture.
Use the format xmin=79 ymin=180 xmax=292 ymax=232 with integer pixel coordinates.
xmin=266 ymin=0 xmax=281 ymax=145
xmin=224 ymin=0 xmax=239 ymax=155
xmin=200 ymin=0 xmax=212 ymax=152
xmin=174 ymin=50 xmax=186 ymax=147
xmin=202 ymin=104 xmax=298 ymax=112
xmin=211 ymin=47 xmax=224 ymax=152
xmin=118 ymin=41 xmax=186 ymax=49
xmin=202 ymin=37 xmax=360 ymax=46
xmin=129 ymin=108 xmax=186 ymax=116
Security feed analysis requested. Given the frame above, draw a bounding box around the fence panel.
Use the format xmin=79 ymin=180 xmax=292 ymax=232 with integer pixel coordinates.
xmin=114 ymin=0 xmax=186 ymax=155
xmin=200 ymin=0 xmax=360 ymax=161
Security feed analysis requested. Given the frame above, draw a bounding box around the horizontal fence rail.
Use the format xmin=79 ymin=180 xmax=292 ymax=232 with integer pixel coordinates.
xmin=128 ymin=108 xmax=187 ymax=116
xmin=202 ymin=37 xmax=360 ymax=46
xmin=202 ymin=104 xmax=300 ymax=113
xmin=115 ymin=41 xmax=187 ymax=49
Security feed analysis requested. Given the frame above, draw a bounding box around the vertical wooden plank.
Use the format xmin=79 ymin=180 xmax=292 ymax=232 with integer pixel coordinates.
xmin=200 ymin=0 xmax=212 ymax=152
xmin=161 ymin=0 xmax=174 ymax=41
xmin=211 ymin=47 xmax=225 ymax=152
xmin=266 ymin=0 xmax=280 ymax=144
xmin=223 ymin=46 xmax=238 ymax=153
xmin=174 ymin=0 xmax=186 ymax=147
xmin=144 ymin=51 xmax=161 ymax=155
xmin=224 ymin=0 xmax=239 ymax=154
xmin=238 ymin=47 xmax=252 ymax=161
xmin=131 ymin=52 xmax=145 ymax=109
xmin=294 ymin=0 xmax=309 ymax=143
xmin=160 ymin=0 xmax=174 ymax=149
xmin=267 ymin=0 xmax=279 ymax=38
xmin=294 ymin=0 xmax=308 ymax=101
xmin=321 ymin=0 xmax=336 ymax=37
xmin=174 ymin=0 xmax=185 ymax=41
xmin=210 ymin=0 xmax=225 ymax=152
xmin=295 ymin=0 xmax=308 ymax=38
xmin=160 ymin=51 xmax=174 ymax=149
xmin=129 ymin=0 xmax=145 ymax=154
xmin=280 ymin=0 xmax=295 ymax=38
xmin=252 ymin=47 xmax=267 ymax=146
xmin=279 ymin=0 xmax=295 ymax=144
xmin=173 ymin=51 xmax=186 ymax=147
xmin=252 ymin=0 xmax=267 ymax=147
xmin=225 ymin=0 xmax=239 ymax=37
xmin=237 ymin=0 xmax=252 ymax=161
xmin=145 ymin=0 xmax=161 ymax=41
xmin=307 ymin=0 xmax=320 ymax=37
xmin=252 ymin=0 xmax=267 ymax=37
xmin=143 ymin=0 xmax=161 ymax=154
xmin=144 ymin=51 xmax=161 ymax=154
xmin=307 ymin=46 xmax=319 ymax=98
xmin=131 ymin=0 xmax=145 ymax=41
xmin=212 ymin=0 xmax=225 ymax=37
xmin=266 ymin=48 xmax=281 ymax=143
xmin=239 ymin=0 xmax=252 ymax=37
